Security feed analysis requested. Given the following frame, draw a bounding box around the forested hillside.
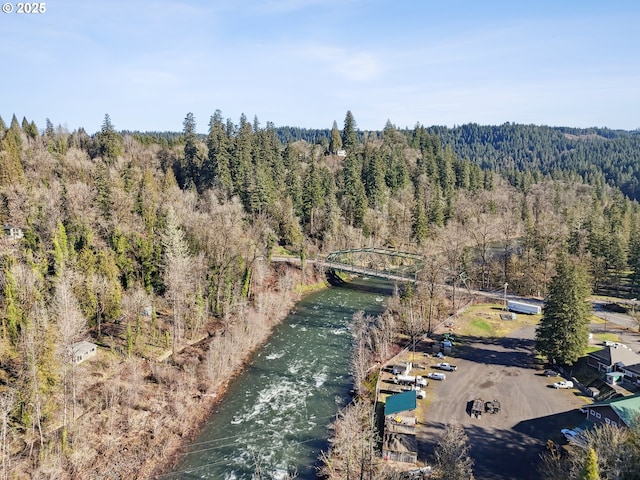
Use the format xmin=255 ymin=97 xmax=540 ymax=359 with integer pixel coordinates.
xmin=0 ymin=110 xmax=640 ymax=478
xmin=427 ymin=123 xmax=640 ymax=202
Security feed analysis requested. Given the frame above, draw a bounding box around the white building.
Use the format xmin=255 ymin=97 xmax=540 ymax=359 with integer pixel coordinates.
xmin=70 ymin=341 xmax=98 ymax=364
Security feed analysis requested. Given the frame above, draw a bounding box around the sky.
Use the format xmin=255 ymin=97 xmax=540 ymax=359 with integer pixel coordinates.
xmin=1 ymin=0 xmax=640 ymax=134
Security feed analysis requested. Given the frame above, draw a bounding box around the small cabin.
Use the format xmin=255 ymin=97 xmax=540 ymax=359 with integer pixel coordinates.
xmin=70 ymin=341 xmax=97 ymax=364
xmin=3 ymin=225 xmax=24 ymax=240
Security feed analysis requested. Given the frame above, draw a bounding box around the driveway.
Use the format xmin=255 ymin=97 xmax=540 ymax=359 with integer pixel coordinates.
xmin=415 ymin=326 xmax=586 ymax=480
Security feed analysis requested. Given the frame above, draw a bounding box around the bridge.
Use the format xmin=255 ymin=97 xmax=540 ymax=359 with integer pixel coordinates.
xmin=322 ymin=247 xmax=423 ymax=282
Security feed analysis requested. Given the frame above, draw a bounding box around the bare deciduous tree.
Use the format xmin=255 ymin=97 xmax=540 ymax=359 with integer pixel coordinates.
xmin=162 ymin=207 xmax=193 ymax=355
xmin=0 ymin=389 xmax=16 ymax=480
xmin=432 ymin=423 xmax=474 ymax=480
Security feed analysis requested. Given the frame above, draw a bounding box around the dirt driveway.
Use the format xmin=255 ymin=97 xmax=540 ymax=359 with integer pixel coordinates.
xmin=415 ymin=326 xmax=587 ymax=480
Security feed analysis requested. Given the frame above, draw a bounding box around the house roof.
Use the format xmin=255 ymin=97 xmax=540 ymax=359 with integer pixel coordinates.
xmin=70 ymin=341 xmax=97 ymax=355
xmin=588 ymin=345 xmax=640 ymax=367
xmin=384 ymin=391 xmax=417 ymax=416
xmin=585 ymin=393 xmax=640 ymax=427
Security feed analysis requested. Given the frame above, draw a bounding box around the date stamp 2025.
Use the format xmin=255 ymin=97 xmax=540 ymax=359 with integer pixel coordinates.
xmin=2 ymin=2 xmax=46 ymax=14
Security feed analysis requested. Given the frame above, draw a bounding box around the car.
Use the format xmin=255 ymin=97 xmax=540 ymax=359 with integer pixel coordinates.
xmin=553 ymin=380 xmax=574 ymax=389
xmin=543 ymin=369 xmax=560 ymax=377
xmin=435 ymin=362 xmax=457 ymax=371
xmin=561 ymin=429 xmax=587 ymax=446
xmin=427 ymin=372 xmax=446 ymax=381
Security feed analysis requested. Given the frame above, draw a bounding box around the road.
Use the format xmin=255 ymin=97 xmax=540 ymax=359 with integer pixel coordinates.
xmin=592 ymin=300 xmax=638 ymax=331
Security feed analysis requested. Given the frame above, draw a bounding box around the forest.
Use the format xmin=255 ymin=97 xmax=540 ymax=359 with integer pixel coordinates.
xmin=0 ymin=110 xmax=640 ymax=478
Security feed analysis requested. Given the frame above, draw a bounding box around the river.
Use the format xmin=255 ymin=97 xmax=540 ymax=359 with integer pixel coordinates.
xmin=165 ymin=278 xmax=392 ymax=479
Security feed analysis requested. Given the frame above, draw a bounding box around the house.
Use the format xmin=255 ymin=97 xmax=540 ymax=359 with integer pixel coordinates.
xmin=69 ymin=341 xmax=97 ymax=364
xmin=587 ymin=345 xmax=640 ymax=384
xmin=581 ymin=393 xmax=640 ymax=429
xmin=382 ymin=391 xmax=418 ymax=463
xmin=3 ymin=225 xmax=24 ymax=240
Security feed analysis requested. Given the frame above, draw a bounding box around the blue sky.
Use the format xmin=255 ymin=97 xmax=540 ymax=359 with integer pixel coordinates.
xmin=2 ymin=0 xmax=639 ymax=133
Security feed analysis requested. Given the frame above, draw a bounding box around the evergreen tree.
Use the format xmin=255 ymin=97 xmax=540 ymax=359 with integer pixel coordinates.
xmin=342 ymin=110 xmax=358 ymax=152
xmin=340 ymin=155 xmax=367 ymax=227
xmin=362 ymin=148 xmax=387 ymax=208
xmin=0 ymin=115 xmax=6 ymax=137
xmin=579 ymin=448 xmax=600 ymax=480
xmin=283 ymin=142 xmax=303 ymax=216
xmin=412 ymin=193 xmax=428 ymax=244
xmin=182 ymin=112 xmax=200 ymax=188
xmin=629 ymin=224 xmax=640 ymax=288
xmin=204 ymin=110 xmax=233 ymax=193
xmin=329 ymin=120 xmax=342 ymax=154
xmin=535 ymin=253 xmax=592 ymax=365
xmin=45 ymin=118 xmax=55 ymax=137
xmin=0 ymin=114 xmax=25 ymax=186
xmin=95 ymin=114 xmax=123 ymax=164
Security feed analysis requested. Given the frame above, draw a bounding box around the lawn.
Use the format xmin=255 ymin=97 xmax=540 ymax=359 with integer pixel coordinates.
xmin=451 ymin=302 xmax=542 ymax=338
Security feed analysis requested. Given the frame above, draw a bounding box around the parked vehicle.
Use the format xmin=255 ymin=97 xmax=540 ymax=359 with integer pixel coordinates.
xmin=553 ymin=380 xmax=574 ymax=389
xmin=402 ymin=385 xmax=426 ymax=399
xmin=427 ymin=372 xmax=446 ymax=381
xmin=561 ymin=428 xmax=586 ymax=446
xmin=485 ymin=399 xmax=500 ymax=414
xmin=394 ymin=374 xmax=428 ymax=387
xmin=544 ymin=369 xmax=560 ymax=377
xmin=507 ymin=300 xmax=542 ymax=315
xmin=471 ymin=398 xmax=484 ymax=418
xmin=436 ymin=362 xmax=457 ymax=371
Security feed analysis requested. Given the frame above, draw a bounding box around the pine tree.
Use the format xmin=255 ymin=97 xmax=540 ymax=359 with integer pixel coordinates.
xmin=0 ymin=114 xmax=25 ymax=186
xmin=342 ymin=110 xmax=358 ymax=152
xmin=204 ymin=110 xmax=233 ymax=193
xmin=45 ymin=118 xmax=55 ymax=137
xmin=329 ymin=120 xmax=342 ymax=154
xmin=579 ymin=448 xmax=600 ymax=480
xmin=182 ymin=112 xmax=199 ymax=188
xmin=412 ymin=193 xmax=428 ymax=244
xmin=535 ymin=253 xmax=592 ymax=365
xmin=95 ymin=114 xmax=122 ymax=164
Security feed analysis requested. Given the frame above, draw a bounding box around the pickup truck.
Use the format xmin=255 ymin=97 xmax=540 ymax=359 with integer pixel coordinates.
xmin=436 ymin=362 xmax=457 ymax=371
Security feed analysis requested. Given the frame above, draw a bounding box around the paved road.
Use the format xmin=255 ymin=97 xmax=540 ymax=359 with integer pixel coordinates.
xmin=414 ymin=327 xmax=586 ymax=480
xmin=592 ymin=300 xmax=638 ymax=331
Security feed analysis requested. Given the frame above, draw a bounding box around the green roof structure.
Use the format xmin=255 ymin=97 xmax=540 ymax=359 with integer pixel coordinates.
xmin=588 ymin=393 xmax=640 ymax=427
xmin=384 ymin=391 xmax=417 ymax=416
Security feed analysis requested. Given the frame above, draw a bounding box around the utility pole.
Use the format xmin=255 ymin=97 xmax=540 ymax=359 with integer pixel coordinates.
xmin=503 ymin=283 xmax=508 ymax=311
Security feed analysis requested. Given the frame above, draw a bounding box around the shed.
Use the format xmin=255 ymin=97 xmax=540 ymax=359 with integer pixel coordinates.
xmin=70 ymin=341 xmax=97 ymax=364
xmin=383 ymin=391 xmax=418 ymax=463
xmin=3 ymin=225 xmax=24 ymax=240
xmin=384 ymin=390 xmax=417 ymax=417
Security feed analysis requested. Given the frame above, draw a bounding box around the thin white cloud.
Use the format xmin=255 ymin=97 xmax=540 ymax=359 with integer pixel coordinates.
xmin=297 ymin=44 xmax=383 ymax=82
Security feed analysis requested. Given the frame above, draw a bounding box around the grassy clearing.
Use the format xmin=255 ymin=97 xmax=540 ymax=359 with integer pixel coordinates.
xmin=592 ymin=332 xmax=620 ymax=343
xmin=451 ymin=302 xmax=541 ymax=338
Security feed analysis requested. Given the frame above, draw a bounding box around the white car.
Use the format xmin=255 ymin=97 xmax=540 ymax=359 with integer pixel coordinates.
xmin=553 ymin=381 xmax=574 ymax=389
xmin=427 ymin=372 xmax=446 ymax=381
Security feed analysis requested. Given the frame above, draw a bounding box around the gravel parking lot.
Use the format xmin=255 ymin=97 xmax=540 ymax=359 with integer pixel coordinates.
xmin=413 ymin=325 xmax=587 ymax=480
xmin=379 ymin=310 xmax=640 ymax=479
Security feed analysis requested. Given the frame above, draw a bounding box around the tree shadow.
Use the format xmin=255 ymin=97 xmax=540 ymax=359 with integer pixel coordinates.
xmin=418 ymin=409 xmax=584 ymax=480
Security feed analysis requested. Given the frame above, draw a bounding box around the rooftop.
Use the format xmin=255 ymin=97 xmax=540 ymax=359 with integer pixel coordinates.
xmin=384 ymin=390 xmax=417 ymax=416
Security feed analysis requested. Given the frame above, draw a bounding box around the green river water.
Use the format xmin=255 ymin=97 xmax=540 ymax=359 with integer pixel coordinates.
xmin=166 ymin=278 xmax=393 ymax=479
